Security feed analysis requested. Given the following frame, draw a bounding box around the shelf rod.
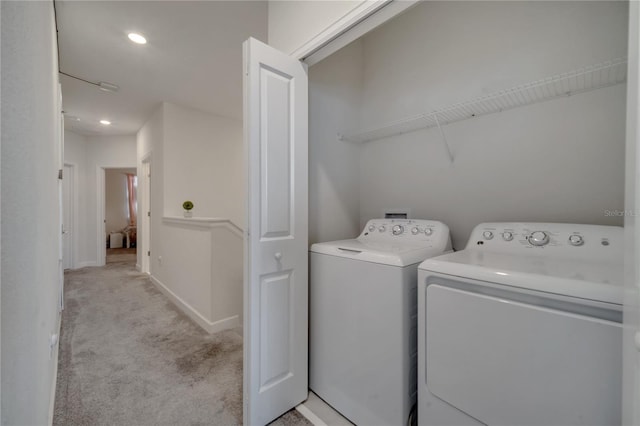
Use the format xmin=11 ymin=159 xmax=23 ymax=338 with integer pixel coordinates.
xmin=433 ymin=112 xmax=454 ymax=163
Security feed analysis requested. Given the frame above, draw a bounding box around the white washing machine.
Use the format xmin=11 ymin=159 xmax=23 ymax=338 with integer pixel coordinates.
xmin=310 ymin=219 xmax=452 ymax=426
xmin=417 ymin=222 xmax=624 ymax=426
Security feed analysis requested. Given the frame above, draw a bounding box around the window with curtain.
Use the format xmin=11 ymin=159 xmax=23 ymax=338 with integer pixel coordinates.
xmin=126 ymin=173 xmax=137 ymax=226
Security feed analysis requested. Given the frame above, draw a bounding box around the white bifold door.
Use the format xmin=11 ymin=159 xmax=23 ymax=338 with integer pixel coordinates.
xmin=243 ymin=37 xmax=309 ymax=426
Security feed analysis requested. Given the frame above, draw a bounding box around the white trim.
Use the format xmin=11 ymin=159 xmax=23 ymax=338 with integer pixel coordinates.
xmin=295 ymin=404 xmax=328 ymax=426
xmin=135 ymin=263 xmax=142 ymax=272
xmin=296 ymin=0 xmax=419 ymax=66
xmin=150 ymin=275 xmax=240 ymax=334
xmin=163 ymin=216 xmax=243 ymax=238
xmin=140 ymin=153 xmax=151 ymax=275
xmin=97 ymin=167 xmax=105 ymax=266
xmin=290 ymin=0 xmax=389 ymax=60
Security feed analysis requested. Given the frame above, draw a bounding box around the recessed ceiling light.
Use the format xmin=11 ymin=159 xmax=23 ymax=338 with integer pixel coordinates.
xmin=100 ymin=120 xmax=111 ymax=125
xmin=127 ymin=32 xmax=147 ymax=45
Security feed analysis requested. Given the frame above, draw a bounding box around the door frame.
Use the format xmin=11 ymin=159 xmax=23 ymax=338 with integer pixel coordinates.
xmin=96 ymin=165 xmax=136 ymax=266
xmin=623 ymin=0 xmax=640 ymax=423
xmin=62 ymin=162 xmax=77 ymax=270
xmin=140 ymin=154 xmax=151 ymax=274
xmin=294 ymin=0 xmax=419 ymax=65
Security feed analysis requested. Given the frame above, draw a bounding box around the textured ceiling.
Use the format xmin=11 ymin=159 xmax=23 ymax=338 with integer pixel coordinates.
xmin=57 ymin=0 xmax=268 ymax=136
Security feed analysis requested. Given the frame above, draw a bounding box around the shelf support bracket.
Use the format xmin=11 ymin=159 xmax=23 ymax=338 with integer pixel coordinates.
xmin=433 ymin=113 xmax=454 ymax=163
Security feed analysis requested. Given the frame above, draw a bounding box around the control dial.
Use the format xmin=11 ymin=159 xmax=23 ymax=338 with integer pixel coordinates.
xmin=378 ymin=225 xmax=386 ymax=233
xmin=368 ymin=225 xmax=376 ymax=232
xmin=425 ymin=228 xmax=433 ymax=236
xmin=483 ymin=231 xmax=494 ymax=240
xmin=528 ymin=231 xmax=550 ymax=246
xmin=392 ymin=225 xmax=404 ymax=236
xmin=568 ymin=235 xmax=584 ymax=246
xmin=502 ymin=231 xmax=514 ymax=241
xmin=411 ymin=227 xmax=420 ymax=235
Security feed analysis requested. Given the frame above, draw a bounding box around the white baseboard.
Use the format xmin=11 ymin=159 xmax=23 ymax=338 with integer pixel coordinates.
xmin=149 ymin=275 xmax=240 ymax=334
xmin=296 ymin=403 xmax=328 ymax=426
xmin=75 ymin=261 xmax=98 ymax=269
xmin=135 ymin=263 xmax=141 ymax=271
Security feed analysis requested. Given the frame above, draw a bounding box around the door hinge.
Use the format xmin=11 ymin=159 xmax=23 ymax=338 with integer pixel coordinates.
xmin=147 ymin=251 xmax=151 ymax=256
xmin=58 ymin=169 xmax=63 ymax=180
xmin=147 ymin=211 xmax=151 ymax=217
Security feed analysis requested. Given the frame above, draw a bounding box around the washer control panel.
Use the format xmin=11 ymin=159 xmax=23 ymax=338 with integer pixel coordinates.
xmin=359 ymin=219 xmax=450 ymax=244
xmin=469 ymin=222 xmax=623 ymax=259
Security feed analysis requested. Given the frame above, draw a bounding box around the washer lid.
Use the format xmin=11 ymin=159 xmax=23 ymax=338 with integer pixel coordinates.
xmin=419 ymin=250 xmax=623 ymax=305
xmin=311 ymin=239 xmax=449 ymax=267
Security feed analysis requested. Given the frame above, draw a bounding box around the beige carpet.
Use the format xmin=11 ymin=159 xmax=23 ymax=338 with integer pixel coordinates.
xmin=106 ymin=247 xmax=137 ymax=264
xmin=54 ymin=261 xmax=311 ymax=426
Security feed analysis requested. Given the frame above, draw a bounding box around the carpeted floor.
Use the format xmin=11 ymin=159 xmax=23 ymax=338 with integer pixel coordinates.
xmin=106 ymin=247 xmax=137 ymax=264
xmin=54 ymin=259 xmax=311 ymax=426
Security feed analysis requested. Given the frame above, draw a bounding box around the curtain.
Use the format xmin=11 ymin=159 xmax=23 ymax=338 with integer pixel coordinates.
xmin=126 ymin=173 xmax=137 ymax=226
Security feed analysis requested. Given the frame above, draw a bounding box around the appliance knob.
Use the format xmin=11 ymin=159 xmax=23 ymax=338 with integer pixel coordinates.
xmin=529 ymin=231 xmax=549 ymax=246
xmin=411 ymin=227 xmax=420 ymax=235
xmin=483 ymin=231 xmax=494 ymax=240
xmin=569 ymin=235 xmax=584 ymax=246
xmin=502 ymin=231 xmax=513 ymax=241
xmin=425 ymin=228 xmax=433 ymax=236
xmin=368 ymin=225 xmax=376 ymax=232
xmin=378 ymin=225 xmax=386 ymax=233
xmin=392 ymin=225 xmax=404 ymax=235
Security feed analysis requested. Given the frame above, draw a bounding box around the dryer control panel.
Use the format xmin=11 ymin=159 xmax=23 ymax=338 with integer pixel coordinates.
xmin=359 ymin=219 xmax=451 ymax=247
xmin=468 ymin=222 xmax=623 ymax=261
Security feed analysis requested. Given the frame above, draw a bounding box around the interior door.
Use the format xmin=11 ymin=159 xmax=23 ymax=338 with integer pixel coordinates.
xmin=623 ymin=1 xmax=640 ymax=424
xmin=243 ymin=37 xmax=309 ymax=426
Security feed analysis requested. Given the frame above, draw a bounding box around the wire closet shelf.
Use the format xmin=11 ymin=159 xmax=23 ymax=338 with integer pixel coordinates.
xmin=338 ymin=57 xmax=628 ymax=144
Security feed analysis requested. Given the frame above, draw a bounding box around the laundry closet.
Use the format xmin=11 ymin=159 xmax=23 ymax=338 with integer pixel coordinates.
xmin=307 ymin=1 xmax=627 ymax=248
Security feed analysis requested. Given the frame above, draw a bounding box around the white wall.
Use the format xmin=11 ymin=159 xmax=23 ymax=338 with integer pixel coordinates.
xmin=137 ymin=105 xmax=164 ymax=271
xmin=163 ymin=102 xmax=243 ymax=225
xmin=353 ymin=1 xmax=628 ymax=249
xmin=268 ymin=0 xmax=367 ymax=55
xmin=86 ymin=136 xmax=136 ymax=263
xmin=64 ymin=130 xmax=87 ymax=270
xmin=105 ymin=168 xmax=136 ymax=237
xmin=64 ymin=133 xmax=136 ymax=266
xmin=137 ymin=102 xmax=243 ymax=332
xmin=1 ymin=1 xmax=61 ymax=424
xmin=309 ymin=40 xmax=364 ymax=244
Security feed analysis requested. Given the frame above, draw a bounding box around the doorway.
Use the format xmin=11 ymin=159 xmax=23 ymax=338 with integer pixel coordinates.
xmin=99 ymin=167 xmax=138 ymax=264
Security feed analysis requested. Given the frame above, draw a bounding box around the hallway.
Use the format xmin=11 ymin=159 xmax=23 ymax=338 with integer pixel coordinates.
xmin=54 ymin=260 xmax=310 ymax=425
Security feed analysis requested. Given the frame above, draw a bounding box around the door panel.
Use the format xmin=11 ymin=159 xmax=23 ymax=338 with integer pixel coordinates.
xmin=427 ymin=284 xmax=622 ymax=426
xmin=260 ymin=67 xmax=293 ymax=239
xmin=244 ymin=37 xmax=308 ymax=426
xmin=259 ymin=270 xmax=293 ymax=390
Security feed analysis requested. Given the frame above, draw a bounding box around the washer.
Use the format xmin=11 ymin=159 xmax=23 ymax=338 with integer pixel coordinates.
xmin=417 ymin=222 xmax=623 ymax=426
xmin=310 ymin=219 xmax=451 ymax=426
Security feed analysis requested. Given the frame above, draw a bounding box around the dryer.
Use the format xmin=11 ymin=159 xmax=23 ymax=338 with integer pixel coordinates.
xmin=310 ymin=219 xmax=452 ymax=426
xmin=417 ymin=222 xmax=623 ymax=426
